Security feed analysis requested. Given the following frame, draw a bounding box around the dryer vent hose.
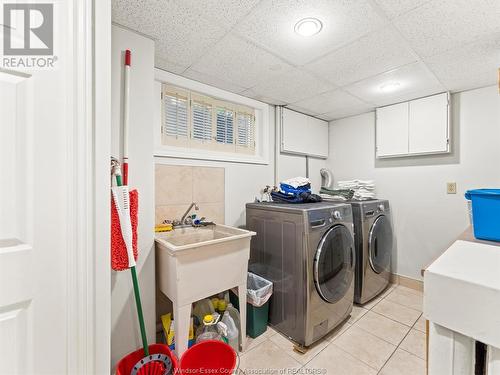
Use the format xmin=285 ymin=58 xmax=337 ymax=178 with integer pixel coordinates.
xmin=320 ymin=168 xmax=334 ymax=189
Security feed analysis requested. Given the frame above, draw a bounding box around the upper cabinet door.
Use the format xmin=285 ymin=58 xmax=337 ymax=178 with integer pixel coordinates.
xmin=281 ymin=108 xmax=328 ymax=158
xmin=408 ymin=92 xmax=449 ymax=155
xmin=376 ymin=102 xmax=409 ymax=158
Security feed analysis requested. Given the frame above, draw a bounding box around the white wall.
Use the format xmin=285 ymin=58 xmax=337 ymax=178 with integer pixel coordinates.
xmin=328 ymin=85 xmax=500 ymax=280
xmin=111 ymin=26 xmax=155 ymax=368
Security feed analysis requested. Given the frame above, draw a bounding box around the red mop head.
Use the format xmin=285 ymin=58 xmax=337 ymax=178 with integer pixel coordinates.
xmin=111 ymin=189 xmax=139 ymax=271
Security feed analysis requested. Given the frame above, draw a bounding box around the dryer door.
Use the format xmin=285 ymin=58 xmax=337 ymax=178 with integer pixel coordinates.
xmin=368 ymin=215 xmax=393 ymax=274
xmin=314 ymin=225 xmax=355 ymax=304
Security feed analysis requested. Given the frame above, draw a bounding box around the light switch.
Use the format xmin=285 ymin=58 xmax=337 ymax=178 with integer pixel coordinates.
xmin=447 ymin=182 xmax=457 ymax=194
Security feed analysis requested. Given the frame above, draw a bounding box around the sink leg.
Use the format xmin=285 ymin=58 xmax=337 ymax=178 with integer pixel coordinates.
xmin=237 ymin=282 xmax=247 ymax=352
xmin=174 ymin=303 xmax=192 ymax=359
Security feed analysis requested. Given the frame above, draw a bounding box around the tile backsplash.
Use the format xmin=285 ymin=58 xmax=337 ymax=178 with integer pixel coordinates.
xmin=155 ymin=164 xmax=225 ymax=225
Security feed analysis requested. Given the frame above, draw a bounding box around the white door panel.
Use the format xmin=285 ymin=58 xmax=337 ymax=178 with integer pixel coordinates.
xmin=376 ymin=102 xmax=409 ymax=157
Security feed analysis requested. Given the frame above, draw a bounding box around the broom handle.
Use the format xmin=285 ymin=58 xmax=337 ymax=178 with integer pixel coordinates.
xmin=131 ymin=266 xmax=150 ymax=357
xmin=123 ymin=49 xmax=131 ymax=185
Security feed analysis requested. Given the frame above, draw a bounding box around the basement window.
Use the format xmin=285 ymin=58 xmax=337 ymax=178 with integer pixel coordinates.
xmin=161 ymin=83 xmax=255 ymax=154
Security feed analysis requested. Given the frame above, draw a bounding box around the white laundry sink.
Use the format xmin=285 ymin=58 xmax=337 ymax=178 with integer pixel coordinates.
xmin=424 ymin=239 xmax=500 ymax=348
xmin=156 ymin=224 xmax=253 ymax=252
xmin=155 ymin=224 xmax=256 ymax=357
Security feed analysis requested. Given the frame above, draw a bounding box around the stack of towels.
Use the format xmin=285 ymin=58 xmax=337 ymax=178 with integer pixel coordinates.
xmin=271 ymin=177 xmax=322 ymax=204
xmin=319 ymin=187 xmax=354 ymax=201
xmin=337 ymin=179 xmax=376 ymax=200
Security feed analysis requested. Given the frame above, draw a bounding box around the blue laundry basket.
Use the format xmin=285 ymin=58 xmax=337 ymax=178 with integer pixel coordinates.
xmin=465 ymin=189 xmax=500 ymax=242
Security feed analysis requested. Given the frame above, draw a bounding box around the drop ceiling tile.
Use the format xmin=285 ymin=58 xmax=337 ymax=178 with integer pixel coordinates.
xmin=292 ymin=89 xmax=369 ymax=115
xmin=394 ymin=0 xmax=500 ymax=58
xmin=284 ymin=104 xmax=321 ymax=117
xmin=344 ymin=62 xmax=445 ymax=106
xmin=189 ymin=34 xmax=292 ymax=90
xmin=240 ymin=89 xmax=288 ymax=106
xmin=112 ymin=0 xmax=227 ymax=67
xmin=248 ymin=67 xmax=335 ymax=104
xmin=182 ymin=69 xmax=247 ymax=94
xmin=234 ymin=0 xmax=387 ymax=65
xmin=305 ymin=27 xmax=417 ymax=86
xmin=182 ymin=0 xmax=261 ymax=30
xmin=373 ymin=0 xmax=431 ymax=19
xmin=424 ymin=35 xmax=500 ymax=92
xmin=155 ymin=57 xmax=188 ymax=75
xmin=322 ymin=105 xmax=375 ymax=121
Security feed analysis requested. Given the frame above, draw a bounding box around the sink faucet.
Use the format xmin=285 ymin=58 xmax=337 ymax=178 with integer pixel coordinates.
xmin=180 ymin=202 xmax=199 ymax=224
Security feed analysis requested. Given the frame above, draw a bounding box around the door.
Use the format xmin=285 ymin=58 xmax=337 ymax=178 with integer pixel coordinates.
xmin=368 ymin=215 xmax=393 ymax=274
xmin=0 ymin=2 xmax=87 ymax=372
xmin=314 ymin=225 xmax=354 ymax=303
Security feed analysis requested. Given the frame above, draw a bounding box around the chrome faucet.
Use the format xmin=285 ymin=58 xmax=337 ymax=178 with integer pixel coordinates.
xmin=180 ymin=202 xmax=199 ymax=224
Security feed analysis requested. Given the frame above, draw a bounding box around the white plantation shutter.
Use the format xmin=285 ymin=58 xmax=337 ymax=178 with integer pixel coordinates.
xmin=216 ymin=108 xmax=234 ymax=144
xmin=164 ymin=93 xmax=188 ymax=137
xmin=192 ymin=100 xmax=212 ymax=141
xmin=237 ymin=112 xmax=255 ymax=148
xmin=161 ymin=83 xmax=256 ymax=155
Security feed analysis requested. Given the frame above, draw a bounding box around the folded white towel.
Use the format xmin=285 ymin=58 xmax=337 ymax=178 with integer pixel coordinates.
xmin=281 ymin=176 xmax=311 ymax=188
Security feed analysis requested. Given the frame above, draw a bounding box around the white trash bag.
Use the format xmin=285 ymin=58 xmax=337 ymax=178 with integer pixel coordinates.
xmin=247 ymin=272 xmax=273 ymax=307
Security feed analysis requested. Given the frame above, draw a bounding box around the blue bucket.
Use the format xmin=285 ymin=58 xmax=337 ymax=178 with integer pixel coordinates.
xmin=465 ymin=189 xmax=500 ymax=242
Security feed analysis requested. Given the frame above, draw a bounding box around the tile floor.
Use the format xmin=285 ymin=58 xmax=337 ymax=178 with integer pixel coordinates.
xmin=238 ymin=284 xmax=425 ymax=375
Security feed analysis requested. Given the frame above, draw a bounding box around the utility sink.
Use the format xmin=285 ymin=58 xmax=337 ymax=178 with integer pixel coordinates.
xmin=155 ymin=224 xmax=255 ymax=357
xmin=155 ymin=224 xmax=254 ymax=253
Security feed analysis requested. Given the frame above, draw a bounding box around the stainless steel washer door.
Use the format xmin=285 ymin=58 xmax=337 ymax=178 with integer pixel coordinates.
xmin=368 ymin=215 xmax=393 ymax=274
xmin=314 ymin=225 xmax=354 ymax=304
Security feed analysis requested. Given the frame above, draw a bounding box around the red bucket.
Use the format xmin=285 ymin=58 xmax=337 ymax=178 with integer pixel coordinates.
xmin=116 ymin=344 xmax=178 ymax=375
xmin=179 ymin=341 xmax=237 ymax=375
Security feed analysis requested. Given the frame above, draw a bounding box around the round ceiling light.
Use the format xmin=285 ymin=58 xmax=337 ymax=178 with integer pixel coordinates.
xmin=294 ymin=18 xmax=323 ymax=37
xmin=379 ymin=81 xmax=401 ymax=93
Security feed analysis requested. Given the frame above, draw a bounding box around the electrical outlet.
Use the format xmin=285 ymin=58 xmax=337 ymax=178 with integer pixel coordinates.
xmin=447 ymin=182 xmax=457 ymax=194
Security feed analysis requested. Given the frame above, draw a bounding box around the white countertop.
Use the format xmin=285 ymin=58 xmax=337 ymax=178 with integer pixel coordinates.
xmin=424 ymin=239 xmax=500 ymax=347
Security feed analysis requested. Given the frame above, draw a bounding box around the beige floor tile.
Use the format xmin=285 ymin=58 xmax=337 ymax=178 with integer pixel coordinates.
xmin=400 ymin=329 xmax=426 ymax=359
xmin=385 ymin=287 xmax=423 ymax=311
xmin=324 ymin=321 xmax=351 ymax=342
xmin=244 ymin=334 xmax=268 ymax=352
xmin=269 ymin=332 xmax=329 ymax=365
xmin=238 ymin=340 xmax=301 ymax=373
xmin=304 ymin=343 xmax=377 ymax=375
xmin=348 ymin=305 xmax=369 ymax=324
xmin=397 ymin=285 xmax=423 ymax=296
xmin=262 ymin=326 xmax=278 ymax=338
xmin=379 ymin=348 xmax=426 ymax=375
xmin=413 ymin=315 xmax=426 ymax=332
xmin=372 ymin=299 xmax=421 ymax=327
xmin=333 ymin=326 xmax=396 ymax=370
xmin=361 ymin=295 xmax=383 ymax=310
xmin=355 ymin=311 xmax=410 ymax=345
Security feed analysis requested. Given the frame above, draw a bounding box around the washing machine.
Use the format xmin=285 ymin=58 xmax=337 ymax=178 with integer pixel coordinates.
xmin=245 ymin=202 xmax=355 ymax=347
xmin=350 ymin=199 xmax=393 ymax=304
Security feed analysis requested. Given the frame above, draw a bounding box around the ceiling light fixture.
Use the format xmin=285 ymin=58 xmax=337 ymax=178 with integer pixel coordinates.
xmin=379 ymin=82 xmax=401 ymax=93
xmin=294 ymin=18 xmax=323 ymax=37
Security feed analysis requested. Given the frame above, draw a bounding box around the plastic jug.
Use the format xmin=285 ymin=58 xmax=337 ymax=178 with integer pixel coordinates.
xmin=226 ymin=303 xmax=241 ymax=343
xmin=196 ymin=315 xmax=222 ymax=343
xmin=221 ymin=311 xmax=239 ymax=352
xmin=193 ymin=299 xmax=214 ymax=326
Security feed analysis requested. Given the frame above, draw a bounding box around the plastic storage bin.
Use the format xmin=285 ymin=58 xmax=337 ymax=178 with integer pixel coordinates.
xmin=465 ymin=189 xmax=500 ymax=241
xmin=230 ymin=272 xmax=273 ymax=338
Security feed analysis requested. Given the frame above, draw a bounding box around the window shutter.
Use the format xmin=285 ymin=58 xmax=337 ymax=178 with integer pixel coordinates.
xmin=216 ymin=108 xmax=234 ymax=144
xmin=164 ymin=93 xmax=188 ymax=137
xmin=192 ymin=100 xmax=212 ymax=141
xmin=237 ymin=112 xmax=255 ymax=148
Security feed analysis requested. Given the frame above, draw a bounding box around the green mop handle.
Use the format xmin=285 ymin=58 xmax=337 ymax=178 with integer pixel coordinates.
xmin=115 ymin=174 xmax=149 ymax=357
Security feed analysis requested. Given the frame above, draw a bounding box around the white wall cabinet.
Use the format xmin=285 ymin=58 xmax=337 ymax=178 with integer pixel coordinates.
xmin=376 ymin=92 xmax=450 ymax=158
xmin=281 ymin=107 xmax=329 ymax=158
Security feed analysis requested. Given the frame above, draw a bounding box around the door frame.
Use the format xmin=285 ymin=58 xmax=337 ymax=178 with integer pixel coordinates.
xmin=68 ymin=0 xmax=111 ymax=373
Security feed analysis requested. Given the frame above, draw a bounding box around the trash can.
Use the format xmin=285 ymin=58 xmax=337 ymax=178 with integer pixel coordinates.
xmin=230 ymin=272 xmax=273 ymax=338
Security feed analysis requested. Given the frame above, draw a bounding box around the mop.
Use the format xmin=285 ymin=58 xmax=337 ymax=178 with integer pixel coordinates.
xmin=111 ymin=49 xmax=171 ymax=375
